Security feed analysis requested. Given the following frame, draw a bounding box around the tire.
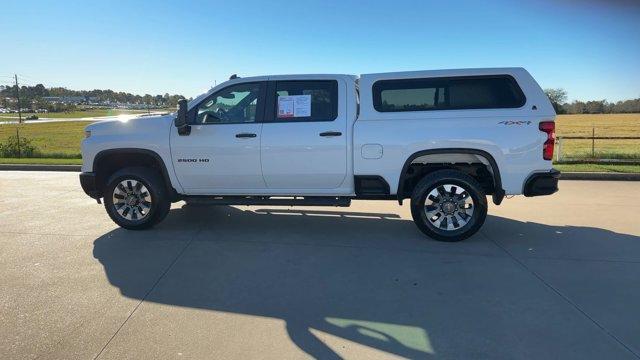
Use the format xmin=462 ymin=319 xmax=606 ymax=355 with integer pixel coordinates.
xmin=410 ymin=169 xmax=488 ymax=242
xmin=103 ymin=167 xmax=171 ymax=230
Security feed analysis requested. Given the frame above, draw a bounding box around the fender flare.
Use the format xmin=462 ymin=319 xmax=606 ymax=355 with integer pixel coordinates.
xmin=397 ymin=148 xmax=505 ymax=205
xmin=93 ymin=148 xmax=177 ymax=198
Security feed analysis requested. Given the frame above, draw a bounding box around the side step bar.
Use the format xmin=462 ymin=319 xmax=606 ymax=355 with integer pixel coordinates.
xmin=182 ymin=196 xmax=351 ymax=207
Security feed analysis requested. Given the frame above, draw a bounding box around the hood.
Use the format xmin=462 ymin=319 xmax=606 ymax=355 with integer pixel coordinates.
xmin=85 ymin=113 xmax=175 ymax=136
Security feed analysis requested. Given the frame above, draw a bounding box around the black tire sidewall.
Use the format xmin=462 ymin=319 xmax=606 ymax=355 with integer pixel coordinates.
xmin=104 ymin=168 xmax=166 ymax=230
xmin=411 ymin=171 xmax=488 ymax=242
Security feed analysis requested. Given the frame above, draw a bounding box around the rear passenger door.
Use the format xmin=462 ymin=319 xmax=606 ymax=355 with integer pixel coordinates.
xmin=260 ymin=79 xmax=348 ymax=189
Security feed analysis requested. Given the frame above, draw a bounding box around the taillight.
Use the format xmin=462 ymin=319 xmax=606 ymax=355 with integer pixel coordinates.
xmin=539 ymin=121 xmax=555 ymax=160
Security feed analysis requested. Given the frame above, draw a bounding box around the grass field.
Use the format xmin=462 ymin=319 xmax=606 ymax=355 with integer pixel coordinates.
xmin=553 ymin=163 xmax=640 ymax=173
xmin=0 ymin=109 xmax=161 ymax=119
xmin=555 ymin=113 xmax=640 ymax=160
xmin=0 ymin=157 xmax=82 ymax=165
xmin=0 ymin=121 xmax=86 ymax=157
xmin=0 ymin=113 xmax=639 ymax=172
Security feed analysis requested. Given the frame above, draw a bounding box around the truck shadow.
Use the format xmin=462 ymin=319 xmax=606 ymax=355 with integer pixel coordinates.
xmin=92 ymin=205 xmax=640 ymax=359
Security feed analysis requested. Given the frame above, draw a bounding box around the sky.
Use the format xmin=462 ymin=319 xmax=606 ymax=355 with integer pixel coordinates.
xmin=1 ymin=0 xmax=639 ymax=102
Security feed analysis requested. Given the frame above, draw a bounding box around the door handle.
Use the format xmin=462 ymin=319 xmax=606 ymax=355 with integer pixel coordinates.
xmin=319 ymin=131 xmax=342 ymax=137
xmin=235 ymin=133 xmax=257 ymax=138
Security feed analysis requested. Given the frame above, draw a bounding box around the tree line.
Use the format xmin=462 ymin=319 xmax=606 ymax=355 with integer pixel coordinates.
xmin=544 ymin=88 xmax=640 ymax=114
xmin=0 ymin=84 xmax=185 ymax=111
xmin=1 ymin=84 xmax=638 ymax=115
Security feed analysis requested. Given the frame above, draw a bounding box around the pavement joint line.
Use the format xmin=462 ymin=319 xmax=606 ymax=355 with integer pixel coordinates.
xmin=521 ymin=255 xmax=640 ymax=265
xmin=191 ymin=234 xmax=510 ymax=259
xmin=0 ymin=231 xmax=93 ymax=237
xmin=196 ymin=235 xmax=640 ymax=264
xmin=3 ymin=228 xmax=637 ymax=263
xmin=482 ymin=230 xmax=640 ymax=359
xmin=93 ymin=227 xmax=203 ymax=360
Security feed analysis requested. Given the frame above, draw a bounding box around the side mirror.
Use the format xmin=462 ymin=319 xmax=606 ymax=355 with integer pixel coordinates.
xmin=174 ymin=99 xmax=191 ymax=136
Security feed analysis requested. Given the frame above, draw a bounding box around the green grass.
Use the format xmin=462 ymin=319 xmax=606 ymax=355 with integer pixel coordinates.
xmin=554 ymin=163 xmax=640 ymax=173
xmin=0 ymin=108 xmax=168 ymax=119
xmin=0 ymin=157 xmax=82 ymax=165
xmin=0 ymin=121 xmax=86 ymax=157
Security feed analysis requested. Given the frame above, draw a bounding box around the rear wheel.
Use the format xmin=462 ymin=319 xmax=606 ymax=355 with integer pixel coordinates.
xmin=103 ymin=167 xmax=170 ymax=230
xmin=410 ymin=170 xmax=487 ymax=242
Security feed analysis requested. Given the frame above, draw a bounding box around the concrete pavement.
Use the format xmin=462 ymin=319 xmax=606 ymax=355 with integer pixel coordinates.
xmin=0 ymin=171 xmax=639 ymax=359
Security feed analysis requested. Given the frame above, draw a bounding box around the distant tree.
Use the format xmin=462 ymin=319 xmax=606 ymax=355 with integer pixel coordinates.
xmin=544 ymin=88 xmax=568 ymax=114
xmin=585 ymin=100 xmax=606 ymax=114
xmin=32 ymin=84 xmax=48 ymax=97
xmin=611 ymin=98 xmax=640 ymax=113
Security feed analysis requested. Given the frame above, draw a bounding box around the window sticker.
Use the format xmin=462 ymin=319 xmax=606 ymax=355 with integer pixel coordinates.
xmin=278 ymin=95 xmax=311 ymax=118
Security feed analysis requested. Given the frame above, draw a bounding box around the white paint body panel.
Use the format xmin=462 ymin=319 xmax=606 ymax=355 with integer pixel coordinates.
xmin=170 ymin=123 xmax=265 ymax=191
xmin=355 ymin=68 xmax=555 ymax=195
xmin=81 ymin=115 xmax=185 ymax=194
xmin=81 ymin=67 xmax=554 ymax=198
xmin=261 ymin=76 xmax=350 ymax=191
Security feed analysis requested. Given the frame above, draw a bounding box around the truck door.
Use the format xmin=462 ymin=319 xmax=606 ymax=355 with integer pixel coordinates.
xmin=170 ymin=81 xmax=267 ymax=193
xmin=260 ymin=79 xmax=348 ymax=189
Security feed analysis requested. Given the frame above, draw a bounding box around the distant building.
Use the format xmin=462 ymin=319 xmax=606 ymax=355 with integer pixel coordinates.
xmin=42 ymin=96 xmax=87 ymax=104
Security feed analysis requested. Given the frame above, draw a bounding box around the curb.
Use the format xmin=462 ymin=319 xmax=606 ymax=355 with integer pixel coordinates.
xmin=0 ymin=164 xmax=81 ymax=172
xmin=1 ymin=164 xmax=639 ymax=181
xmin=559 ymin=172 xmax=640 ymax=181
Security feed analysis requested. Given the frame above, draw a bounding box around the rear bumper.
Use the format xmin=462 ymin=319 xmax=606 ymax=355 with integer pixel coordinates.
xmin=79 ymin=172 xmax=101 ymax=198
xmin=523 ymin=169 xmax=560 ymax=197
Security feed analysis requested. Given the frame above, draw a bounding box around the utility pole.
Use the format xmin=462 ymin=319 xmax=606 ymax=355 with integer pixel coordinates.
xmin=14 ymin=74 xmax=22 ymax=123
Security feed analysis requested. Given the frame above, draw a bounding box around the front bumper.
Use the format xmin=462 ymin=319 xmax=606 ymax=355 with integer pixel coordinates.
xmin=79 ymin=172 xmax=101 ymax=198
xmin=523 ymin=169 xmax=560 ymax=197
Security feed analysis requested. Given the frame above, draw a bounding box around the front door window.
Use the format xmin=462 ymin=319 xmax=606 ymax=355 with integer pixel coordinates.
xmin=196 ymin=83 xmax=261 ymax=124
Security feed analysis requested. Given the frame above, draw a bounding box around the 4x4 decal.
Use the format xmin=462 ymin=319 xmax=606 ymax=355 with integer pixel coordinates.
xmin=498 ymin=120 xmax=532 ymax=125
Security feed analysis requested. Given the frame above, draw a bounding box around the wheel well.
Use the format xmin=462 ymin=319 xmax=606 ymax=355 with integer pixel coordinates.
xmin=398 ymin=150 xmax=503 ymax=203
xmin=93 ymin=149 xmax=175 ymax=199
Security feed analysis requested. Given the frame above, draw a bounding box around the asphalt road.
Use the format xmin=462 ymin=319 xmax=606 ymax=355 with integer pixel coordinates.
xmin=1 ymin=172 xmax=639 ymax=359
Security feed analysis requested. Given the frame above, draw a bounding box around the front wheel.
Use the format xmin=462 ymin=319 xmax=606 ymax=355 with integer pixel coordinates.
xmin=103 ymin=167 xmax=170 ymax=230
xmin=410 ymin=170 xmax=488 ymax=242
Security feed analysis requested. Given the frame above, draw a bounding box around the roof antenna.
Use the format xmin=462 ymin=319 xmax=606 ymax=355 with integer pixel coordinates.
xmin=229 ymin=74 xmax=239 ymax=80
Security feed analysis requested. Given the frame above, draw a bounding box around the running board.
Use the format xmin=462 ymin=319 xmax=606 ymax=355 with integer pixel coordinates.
xmin=182 ymin=196 xmax=351 ymax=207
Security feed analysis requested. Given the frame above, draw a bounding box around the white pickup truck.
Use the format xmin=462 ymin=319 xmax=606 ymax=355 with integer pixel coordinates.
xmin=80 ymin=68 xmax=559 ymax=241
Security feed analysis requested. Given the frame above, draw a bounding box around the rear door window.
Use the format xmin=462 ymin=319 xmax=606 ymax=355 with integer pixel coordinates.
xmin=373 ymin=75 xmax=525 ymax=112
xmin=269 ymin=80 xmax=338 ymax=122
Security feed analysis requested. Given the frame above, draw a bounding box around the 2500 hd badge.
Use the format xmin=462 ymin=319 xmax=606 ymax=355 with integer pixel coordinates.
xmin=177 ymin=158 xmax=210 ymax=163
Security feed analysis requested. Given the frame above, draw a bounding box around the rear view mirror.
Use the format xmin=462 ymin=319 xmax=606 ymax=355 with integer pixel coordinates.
xmin=175 ymin=99 xmax=191 ymax=135
xmin=219 ymin=93 xmax=236 ymax=100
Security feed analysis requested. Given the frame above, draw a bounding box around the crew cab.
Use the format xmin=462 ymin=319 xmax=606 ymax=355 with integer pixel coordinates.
xmin=80 ymin=68 xmax=559 ymax=241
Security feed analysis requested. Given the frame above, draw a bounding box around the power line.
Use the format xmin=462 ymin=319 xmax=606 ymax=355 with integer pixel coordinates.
xmin=17 ymin=77 xmax=35 ymax=84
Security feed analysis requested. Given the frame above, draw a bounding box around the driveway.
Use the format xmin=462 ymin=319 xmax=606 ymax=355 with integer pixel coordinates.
xmin=0 ymin=171 xmax=639 ymax=359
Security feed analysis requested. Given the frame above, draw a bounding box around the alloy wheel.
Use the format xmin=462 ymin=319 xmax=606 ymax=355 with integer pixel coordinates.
xmin=423 ymin=184 xmax=474 ymax=231
xmin=112 ymin=179 xmax=152 ymax=221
